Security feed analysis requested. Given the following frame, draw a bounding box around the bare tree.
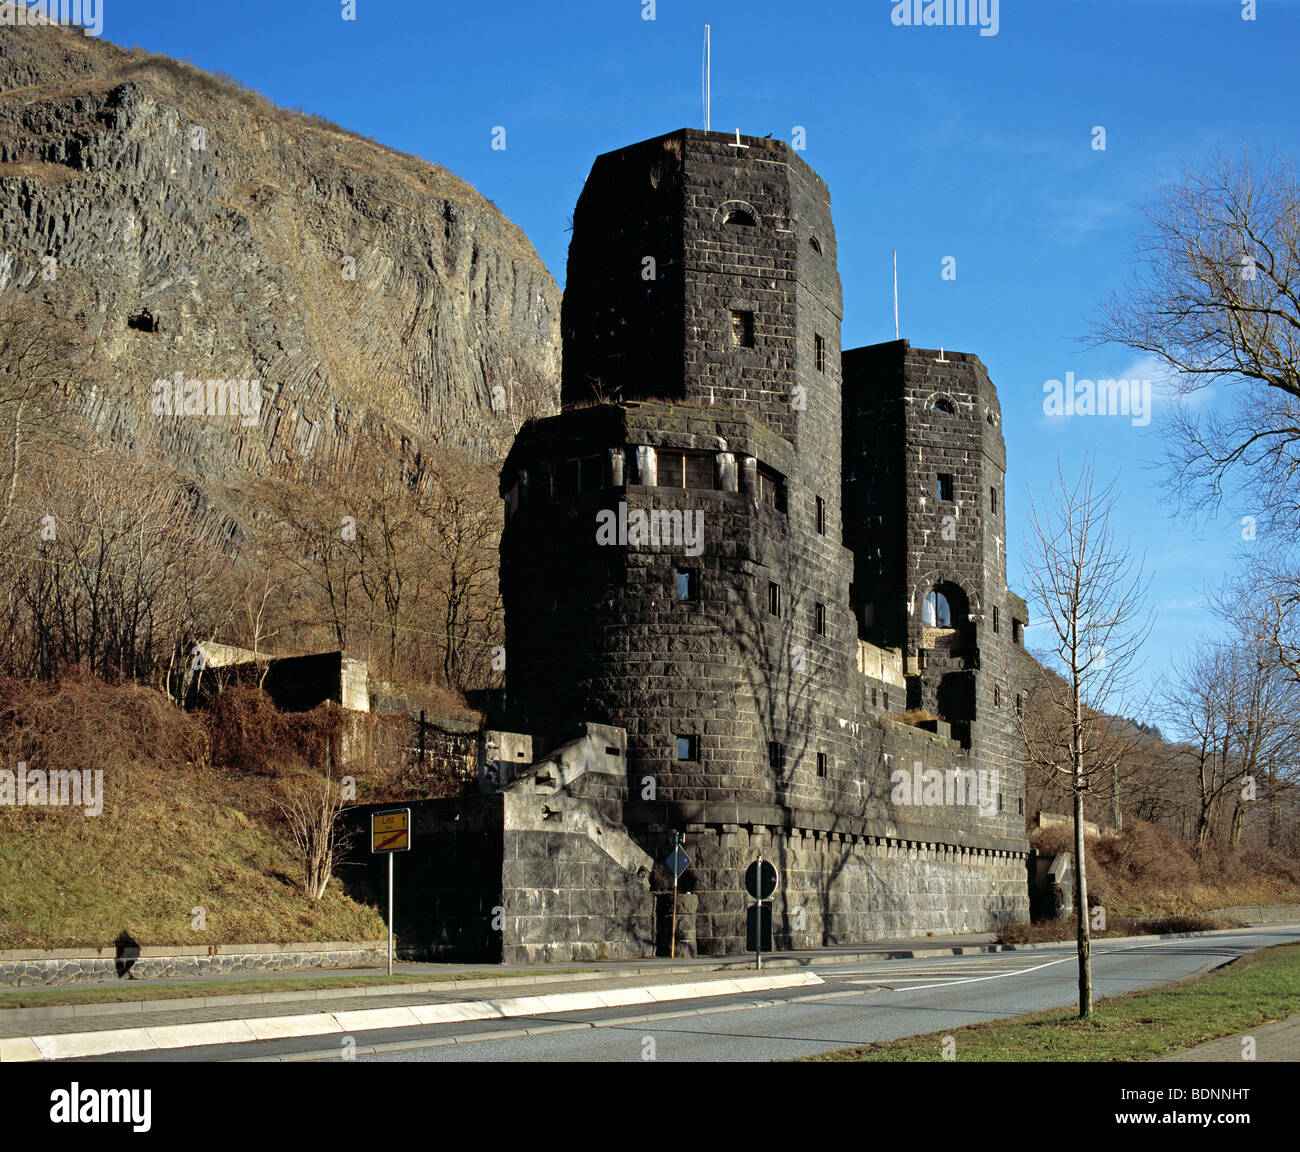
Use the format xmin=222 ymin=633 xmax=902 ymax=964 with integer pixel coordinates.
xmin=1018 ymin=457 xmax=1153 ymax=1018
xmin=1093 ymin=151 xmax=1300 ymax=532
xmin=277 ymin=764 xmax=352 ymax=900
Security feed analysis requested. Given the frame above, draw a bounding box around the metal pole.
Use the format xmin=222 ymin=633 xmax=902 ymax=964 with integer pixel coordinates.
xmin=387 ymin=851 xmax=394 ymax=976
xmin=893 ymin=250 xmax=899 ymax=340
xmin=704 ymin=25 xmax=711 ymax=133
xmin=670 ymin=832 xmax=679 ymax=959
xmin=755 ymin=851 xmax=762 ymax=971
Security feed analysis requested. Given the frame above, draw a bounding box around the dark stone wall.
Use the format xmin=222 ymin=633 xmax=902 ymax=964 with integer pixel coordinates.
xmin=340 ymin=796 xmax=504 ymax=962
xmin=562 ymin=134 xmax=685 ymax=405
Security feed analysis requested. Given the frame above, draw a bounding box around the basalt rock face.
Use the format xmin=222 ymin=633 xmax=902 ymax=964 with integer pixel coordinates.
xmin=0 ymin=19 xmax=560 ymax=480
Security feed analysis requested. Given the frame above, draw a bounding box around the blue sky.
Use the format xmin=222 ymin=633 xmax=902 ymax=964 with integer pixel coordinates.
xmin=73 ymin=0 xmax=1300 ymax=719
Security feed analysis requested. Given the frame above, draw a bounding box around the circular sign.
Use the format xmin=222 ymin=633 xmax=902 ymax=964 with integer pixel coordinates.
xmin=744 ymin=859 xmax=779 ymax=901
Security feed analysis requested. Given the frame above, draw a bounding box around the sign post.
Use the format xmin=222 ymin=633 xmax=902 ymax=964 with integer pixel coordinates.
xmin=371 ymin=808 xmax=411 ymax=975
xmin=743 ymin=853 xmax=779 ymax=970
xmin=665 ymin=834 xmax=690 ymax=958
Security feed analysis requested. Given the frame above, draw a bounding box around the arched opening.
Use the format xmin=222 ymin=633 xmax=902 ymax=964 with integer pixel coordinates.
xmin=808 ymin=235 xmax=822 ymax=254
xmin=932 ymin=395 xmax=956 ymax=415
xmin=922 ymin=581 xmax=969 ymax=630
xmin=723 ymin=208 xmax=756 ymax=227
xmin=922 ymin=589 xmax=952 ymax=628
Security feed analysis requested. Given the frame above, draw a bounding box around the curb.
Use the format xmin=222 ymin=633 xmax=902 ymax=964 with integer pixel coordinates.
xmin=0 ymin=971 xmax=824 ymax=1062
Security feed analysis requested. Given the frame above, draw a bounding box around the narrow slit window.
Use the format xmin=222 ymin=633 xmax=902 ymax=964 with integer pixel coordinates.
xmin=731 ymin=310 xmax=755 ymax=348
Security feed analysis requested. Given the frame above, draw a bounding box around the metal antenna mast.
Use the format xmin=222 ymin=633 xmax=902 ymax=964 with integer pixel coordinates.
xmin=703 ymin=25 xmax=711 ymax=132
xmin=893 ymin=249 xmax=900 ymax=340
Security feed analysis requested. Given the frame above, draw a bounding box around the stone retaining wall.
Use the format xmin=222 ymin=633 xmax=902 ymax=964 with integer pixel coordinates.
xmin=0 ymin=940 xmax=386 ymax=988
xmin=1206 ymin=904 xmax=1300 ymax=925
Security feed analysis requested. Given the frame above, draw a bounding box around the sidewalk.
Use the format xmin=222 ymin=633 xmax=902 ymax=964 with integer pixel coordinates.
xmin=0 ymin=929 xmax=1003 ymax=1001
xmin=1156 ymin=1014 xmax=1300 ymax=1062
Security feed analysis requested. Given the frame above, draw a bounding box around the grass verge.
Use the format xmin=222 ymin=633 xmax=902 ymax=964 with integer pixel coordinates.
xmin=804 ymin=942 xmax=1300 ymax=1061
xmin=0 ymin=969 xmax=585 ymax=1010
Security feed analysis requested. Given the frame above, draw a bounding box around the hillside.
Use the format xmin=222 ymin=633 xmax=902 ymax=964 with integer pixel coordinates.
xmin=0 ymin=675 xmax=389 ymax=949
xmin=0 ymin=15 xmax=560 ymax=477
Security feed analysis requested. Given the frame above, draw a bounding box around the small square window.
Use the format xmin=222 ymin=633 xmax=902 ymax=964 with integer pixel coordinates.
xmin=816 ymin=496 xmax=826 ymax=535
xmin=676 ymin=735 xmax=698 ymax=761
xmin=768 ymin=741 xmax=784 ymax=771
xmin=677 ymin=569 xmax=699 ymax=602
xmin=731 ymin=310 xmax=755 ymax=348
xmin=937 ymin=473 xmax=954 ymax=502
xmin=815 ymin=602 xmax=826 ymax=636
xmin=768 ymin=581 xmax=781 ymax=617
xmin=757 ymin=467 xmax=786 ymax=513
xmin=817 ymin=752 xmax=828 ymax=778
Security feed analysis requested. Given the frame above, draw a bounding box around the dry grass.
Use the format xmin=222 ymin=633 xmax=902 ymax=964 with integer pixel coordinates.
xmin=0 ymin=674 xmax=387 ymax=949
xmin=1028 ymin=820 xmax=1298 ymax=917
xmin=887 ymin=709 xmax=939 ymax=728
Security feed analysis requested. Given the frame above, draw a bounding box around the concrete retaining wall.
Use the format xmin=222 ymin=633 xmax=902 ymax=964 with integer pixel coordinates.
xmin=1206 ymin=904 xmax=1300 ymax=924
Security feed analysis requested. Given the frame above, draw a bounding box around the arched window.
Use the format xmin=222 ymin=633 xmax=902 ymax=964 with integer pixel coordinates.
xmin=933 ymin=395 xmax=956 ymax=415
xmin=723 ymin=208 xmax=756 ymax=227
xmin=808 ymin=235 xmax=822 ymax=254
xmin=922 ymin=590 xmax=952 ymax=628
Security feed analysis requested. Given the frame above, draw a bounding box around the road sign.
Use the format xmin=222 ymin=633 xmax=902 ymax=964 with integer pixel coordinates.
xmin=667 ymin=846 xmax=690 ymax=879
xmin=744 ymin=858 xmax=778 ymax=901
xmin=371 ymin=808 xmax=411 ymax=976
xmin=372 ymin=808 xmax=410 ymax=853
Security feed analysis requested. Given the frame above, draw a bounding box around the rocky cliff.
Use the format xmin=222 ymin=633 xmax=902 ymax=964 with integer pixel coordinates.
xmin=0 ymin=15 xmax=560 ymax=480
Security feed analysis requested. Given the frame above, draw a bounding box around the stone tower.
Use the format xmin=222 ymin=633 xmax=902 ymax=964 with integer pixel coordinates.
xmin=499 ymin=129 xmax=1029 ymax=954
xmin=842 ymin=341 xmax=1029 ymax=775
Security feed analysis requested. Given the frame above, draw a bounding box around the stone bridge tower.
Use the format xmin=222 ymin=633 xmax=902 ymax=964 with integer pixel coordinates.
xmin=498 ymin=129 xmax=1030 ymax=954
xmin=841 ymin=341 xmax=1030 ymax=790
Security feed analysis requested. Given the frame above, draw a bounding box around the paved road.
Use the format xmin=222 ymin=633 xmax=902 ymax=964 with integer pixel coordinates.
xmin=79 ymin=925 xmax=1300 ymax=1062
